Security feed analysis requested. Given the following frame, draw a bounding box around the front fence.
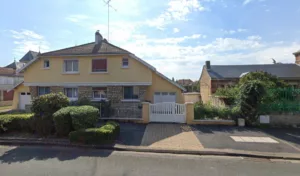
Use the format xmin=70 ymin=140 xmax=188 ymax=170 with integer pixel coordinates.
xmin=149 ymin=102 xmax=186 ymax=123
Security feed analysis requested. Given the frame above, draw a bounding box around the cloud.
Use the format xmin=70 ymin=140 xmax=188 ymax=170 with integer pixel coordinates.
xmin=146 ymin=0 xmax=206 ymax=29
xmin=243 ymin=0 xmax=265 ymax=6
xmin=9 ymin=29 xmax=50 ymax=57
xmin=222 ymin=28 xmax=248 ymax=35
xmin=66 ymin=14 xmax=89 ymax=23
xmin=173 ymin=28 xmax=180 ymax=33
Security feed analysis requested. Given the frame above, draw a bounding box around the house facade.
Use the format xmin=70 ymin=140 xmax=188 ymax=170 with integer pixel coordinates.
xmin=200 ymin=52 xmax=300 ymax=103
xmin=12 ymin=31 xmax=185 ymax=118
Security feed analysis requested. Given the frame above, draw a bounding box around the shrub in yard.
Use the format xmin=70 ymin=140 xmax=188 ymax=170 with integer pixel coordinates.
xmin=69 ymin=121 xmax=120 ymax=144
xmin=0 ymin=113 xmax=34 ymax=133
xmin=53 ymin=106 xmax=77 ymax=136
xmin=194 ymin=103 xmax=234 ymax=120
xmin=71 ymin=105 xmax=99 ymax=130
xmin=31 ymin=93 xmax=69 ymax=136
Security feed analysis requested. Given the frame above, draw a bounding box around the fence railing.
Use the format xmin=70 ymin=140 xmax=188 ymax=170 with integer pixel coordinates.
xmin=150 ymin=102 xmax=185 ymax=115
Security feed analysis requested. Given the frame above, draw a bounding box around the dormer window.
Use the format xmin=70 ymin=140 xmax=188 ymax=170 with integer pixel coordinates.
xmin=44 ymin=60 xmax=50 ymax=68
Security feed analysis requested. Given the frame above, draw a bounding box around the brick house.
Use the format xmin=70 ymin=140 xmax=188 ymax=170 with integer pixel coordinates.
xmin=200 ymin=51 xmax=300 ymax=103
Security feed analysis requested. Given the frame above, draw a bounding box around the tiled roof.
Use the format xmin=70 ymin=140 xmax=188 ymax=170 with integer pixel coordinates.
xmin=205 ymin=64 xmax=300 ymax=79
xmin=176 ymin=79 xmax=194 ymax=86
xmin=41 ymin=40 xmax=131 ymax=56
xmin=19 ymin=50 xmax=38 ymax=63
xmin=0 ymin=67 xmax=15 ymax=76
xmin=5 ymin=62 xmax=26 ymax=70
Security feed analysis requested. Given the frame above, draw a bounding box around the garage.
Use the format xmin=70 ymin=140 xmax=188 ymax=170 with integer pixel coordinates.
xmin=19 ymin=92 xmax=31 ymax=110
xmin=154 ymin=92 xmax=176 ymax=103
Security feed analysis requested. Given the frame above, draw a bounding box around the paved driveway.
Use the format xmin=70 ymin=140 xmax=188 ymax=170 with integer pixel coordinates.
xmin=116 ymin=123 xmax=147 ymax=146
xmin=192 ymin=125 xmax=300 ymax=153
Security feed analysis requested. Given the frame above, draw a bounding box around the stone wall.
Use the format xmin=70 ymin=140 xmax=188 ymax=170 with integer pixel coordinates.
xmin=50 ymin=86 xmax=63 ymax=94
xmin=78 ymin=86 xmax=92 ymax=99
xmin=138 ymin=86 xmax=147 ymax=101
xmin=111 ymin=102 xmax=142 ymax=118
xmin=107 ymin=86 xmax=123 ymax=103
xmin=29 ymin=86 xmax=38 ymax=98
xmin=269 ymin=114 xmax=300 ymax=127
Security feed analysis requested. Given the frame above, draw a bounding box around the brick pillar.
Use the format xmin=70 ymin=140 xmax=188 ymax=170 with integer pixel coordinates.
xmin=139 ymin=86 xmax=147 ymax=102
xmin=107 ymin=86 xmax=123 ymax=103
xmin=142 ymin=102 xmax=150 ymax=123
xmin=29 ymin=86 xmax=38 ymax=98
xmin=78 ymin=86 xmax=92 ymax=99
xmin=50 ymin=86 xmax=64 ymax=94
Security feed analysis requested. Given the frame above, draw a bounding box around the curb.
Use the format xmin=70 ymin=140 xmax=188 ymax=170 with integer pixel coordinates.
xmin=1 ymin=138 xmax=300 ymax=161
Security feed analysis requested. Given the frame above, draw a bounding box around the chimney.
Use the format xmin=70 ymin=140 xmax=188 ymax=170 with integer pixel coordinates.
xmin=293 ymin=50 xmax=300 ymax=64
xmin=95 ymin=30 xmax=103 ymax=45
xmin=205 ymin=61 xmax=211 ymax=70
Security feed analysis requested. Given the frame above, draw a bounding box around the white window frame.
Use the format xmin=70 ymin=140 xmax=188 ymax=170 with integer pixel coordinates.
xmin=64 ymin=87 xmax=78 ymax=100
xmin=122 ymin=58 xmax=129 ymax=68
xmin=92 ymin=87 xmax=107 ymax=100
xmin=38 ymin=87 xmax=50 ymax=96
xmin=91 ymin=58 xmax=107 ymax=73
xmin=43 ymin=60 xmax=50 ymax=69
xmin=63 ymin=60 xmax=79 ymax=73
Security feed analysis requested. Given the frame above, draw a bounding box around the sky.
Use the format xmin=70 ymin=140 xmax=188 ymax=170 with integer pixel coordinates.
xmin=0 ymin=0 xmax=300 ymax=80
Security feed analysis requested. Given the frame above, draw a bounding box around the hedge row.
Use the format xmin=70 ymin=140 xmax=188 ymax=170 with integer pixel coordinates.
xmin=0 ymin=113 xmax=34 ymax=133
xmin=69 ymin=121 xmax=120 ymax=144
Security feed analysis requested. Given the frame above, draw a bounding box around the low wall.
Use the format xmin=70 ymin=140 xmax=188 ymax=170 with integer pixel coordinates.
xmin=0 ymin=100 xmax=13 ymax=107
xmin=183 ymin=92 xmax=200 ymax=103
xmin=266 ymin=114 xmax=300 ymax=126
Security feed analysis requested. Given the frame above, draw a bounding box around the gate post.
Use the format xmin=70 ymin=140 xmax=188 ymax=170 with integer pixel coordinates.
xmin=142 ymin=102 xmax=150 ymax=124
xmin=185 ymin=102 xmax=194 ymax=124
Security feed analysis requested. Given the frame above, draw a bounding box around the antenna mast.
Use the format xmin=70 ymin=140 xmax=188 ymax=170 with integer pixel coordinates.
xmin=103 ymin=0 xmax=117 ymax=42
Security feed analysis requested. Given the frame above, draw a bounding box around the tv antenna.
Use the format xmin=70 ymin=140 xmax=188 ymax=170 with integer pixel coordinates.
xmin=103 ymin=0 xmax=117 ymax=42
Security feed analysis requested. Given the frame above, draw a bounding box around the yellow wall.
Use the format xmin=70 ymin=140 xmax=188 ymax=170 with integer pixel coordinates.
xmin=183 ymin=93 xmax=200 ymax=103
xmin=145 ymin=72 xmax=184 ymax=103
xmin=200 ymin=67 xmax=211 ymax=103
xmin=24 ymin=55 xmax=152 ymax=83
xmin=12 ymin=84 xmax=30 ymax=109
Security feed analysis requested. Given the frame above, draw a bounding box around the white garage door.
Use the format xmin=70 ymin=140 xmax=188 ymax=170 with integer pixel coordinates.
xmin=154 ymin=92 xmax=176 ymax=103
xmin=19 ymin=92 xmax=31 ymax=110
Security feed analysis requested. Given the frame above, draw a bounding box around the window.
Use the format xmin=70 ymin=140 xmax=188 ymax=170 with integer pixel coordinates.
xmin=44 ymin=60 xmax=50 ymax=68
xmin=92 ymin=59 xmax=107 ymax=72
xmin=92 ymin=87 xmax=107 ymax=99
xmin=64 ymin=88 xmax=78 ymax=98
xmin=123 ymin=86 xmax=139 ymax=99
xmin=38 ymin=87 xmax=50 ymax=96
xmin=64 ymin=60 xmax=78 ymax=73
xmin=122 ymin=58 xmax=129 ymax=68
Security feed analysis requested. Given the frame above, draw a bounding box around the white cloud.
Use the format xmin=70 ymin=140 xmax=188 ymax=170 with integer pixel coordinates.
xmin=9 ymin=29 xmax=49 ymax=57
xmin=146 ymin=0 xmax=206 ymax=29
xmin=222 ymin=28 xmax=248 ymax=35
xmin=173 ymin=28 xmax=180 ymax=33
xmin=243 ymin=0 xmax=265 ymax=6
xmin=66 ymin=14 xmax=89 ymax=23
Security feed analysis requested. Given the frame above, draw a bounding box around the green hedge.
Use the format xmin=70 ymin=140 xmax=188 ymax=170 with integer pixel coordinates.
xmin=53 ymin=106 xmax=77 ymax=136
xmin=194 ymin=103 xmax=238 ymax=120
xmin=69 ymin=121 xmax=120 ymax=144
xmin=71 ymin=105 xmax=99 ymax=130
xmin=0 ymin=113 xmax=34 ymax=133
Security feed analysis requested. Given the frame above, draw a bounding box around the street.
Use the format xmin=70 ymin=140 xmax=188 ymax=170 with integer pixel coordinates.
xmin=0 ymin=145 xmax=299 ymax=176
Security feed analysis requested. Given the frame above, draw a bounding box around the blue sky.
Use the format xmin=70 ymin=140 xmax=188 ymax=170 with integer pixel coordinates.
xmin=1 ymin=0 xmax=300 ymax=80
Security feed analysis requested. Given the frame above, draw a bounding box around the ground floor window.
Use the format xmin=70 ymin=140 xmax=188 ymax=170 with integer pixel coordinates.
xmin=92 ymin=87 xmax=107 ymax=100
xmin=64 ymin=88 xmax=78 ymax=99
xmin=38 ymin=87 xmax=50 ymax=96
xmin=123 ymin=86 xmax=139 ymax=99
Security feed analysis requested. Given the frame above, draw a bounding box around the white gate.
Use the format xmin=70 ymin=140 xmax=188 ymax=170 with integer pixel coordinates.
xmin=149 ymin=102 xmax=186 ymax=123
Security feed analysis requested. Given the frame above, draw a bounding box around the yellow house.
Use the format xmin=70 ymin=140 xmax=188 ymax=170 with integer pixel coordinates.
xmin=12 ymin=31 xmax=185 ymax=118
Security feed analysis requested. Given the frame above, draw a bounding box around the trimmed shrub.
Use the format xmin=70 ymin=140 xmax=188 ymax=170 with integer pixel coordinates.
xmin=53 ymin=106 xmax=77 ymax=136
xmin=194 ymin=103 xmax=234 ymax=120
xmin=0 ymin=113 xmax=34 ymax=133
xmin=71 ymin=106 xmax=99 ymax=130
xmin=69 ymin=121 xmax=120 ymax=144
xmin=31 ymin=93 xmax=69 ymax=136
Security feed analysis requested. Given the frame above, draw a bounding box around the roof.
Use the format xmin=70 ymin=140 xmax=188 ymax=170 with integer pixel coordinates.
xmin=205 ymin=64 xmax=300 ymax=79
xmin=19 ymin=50 xmax=39 ymax=63
xmin=5 ymin=61 xmax=26 ymax=70
xmin=176 ymin=79 xmax=194 ymax=86
xmin=293 ymin=50 xmax=300 ymax=56
xmin=41 ymin=40 xmax=131 ymax=56
xmin=0 ymin=67 xmax=15 ymax=76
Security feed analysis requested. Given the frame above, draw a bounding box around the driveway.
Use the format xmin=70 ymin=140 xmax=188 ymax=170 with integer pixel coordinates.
xmin=116 ymin=122 xmax=147 ymax=146
xmin=192 ymin=125 xmax=300 ymax=153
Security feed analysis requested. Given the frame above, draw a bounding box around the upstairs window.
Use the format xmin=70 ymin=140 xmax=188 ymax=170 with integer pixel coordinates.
xmin=38 ymin=87 xmax=50 ymax=96
xmin=92 ymin=87 xmax=107 ymax=100
xmin=44 ymin=60 xmax=50 ymax=68
xmin=64 ymin=60 xmax=78 ymax=73
xmin=123 ymin=86 xmax=139 ymax=100
xmin=92 ymin=59 xmax=107 ymax=72
xmin=122 ymin=58 xmax=129 ymax=68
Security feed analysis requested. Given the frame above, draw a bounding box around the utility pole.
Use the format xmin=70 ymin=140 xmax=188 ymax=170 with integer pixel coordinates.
xmin=103 ymin=0 xmax=117 ymax=42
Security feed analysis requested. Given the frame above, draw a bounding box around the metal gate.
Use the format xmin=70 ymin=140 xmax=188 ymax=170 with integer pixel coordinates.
xmin=149 ymin=102 xmax=186 ymax=123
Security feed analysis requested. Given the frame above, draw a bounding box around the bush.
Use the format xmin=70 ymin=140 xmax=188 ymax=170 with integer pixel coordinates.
xmin=31 ymin=93 xmax=69 ymax=136
xmin=194 ymin=103 xmax=234 ymax=120
xmin=71 ymin=106 xmax=99 ymax=130
xmin=69 ymin=121 xmax=120 ymax=144
xmin=0 ymin=113 xmax=34 ymax=133
xmin=53 ymin=106 xmax=77 ymax=136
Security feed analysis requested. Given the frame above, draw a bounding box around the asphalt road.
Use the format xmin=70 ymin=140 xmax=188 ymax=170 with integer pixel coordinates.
xmin=0 ymin=145 xmax=300 ymax=176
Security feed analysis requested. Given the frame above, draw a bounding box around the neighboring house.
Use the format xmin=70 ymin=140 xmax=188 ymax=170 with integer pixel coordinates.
xmin=0 ymin=67 xmax=23 ymax=103
xmin=12 ymin=31 xmax=185 ymax=116
xmin=176 ymin=79 xmax=199 ymax=92
xmin=5 ymin=50 xmax=38 ymax=70
xmin=200 ymin=53 xmax=300 ymax=103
